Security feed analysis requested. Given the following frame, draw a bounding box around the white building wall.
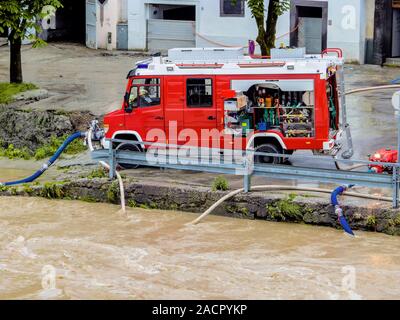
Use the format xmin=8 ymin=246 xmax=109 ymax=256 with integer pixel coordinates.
xmin=326 ymin=0 xmax=365 ymax=63
xmin=196 ymin=0 xmax=291 ymax=49
xmin=120 ymin=0 xmax=366 ymax=62
xmin=120 ymin=0 xmax=128 ymax=22
xmin=97 ymin=0 xmax=123 ymax=49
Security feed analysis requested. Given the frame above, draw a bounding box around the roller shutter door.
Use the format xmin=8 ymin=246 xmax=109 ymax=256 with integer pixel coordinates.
xmin=147 ymin=19 xmax=195 ymax=50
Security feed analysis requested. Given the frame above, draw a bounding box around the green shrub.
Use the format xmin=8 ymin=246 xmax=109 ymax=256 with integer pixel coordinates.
xmin=34 ymin=134 xmax=87 ymax=160
xmin=212 ymin=176 xmax=229 ymax=191
xmin=267 ymin=194 xmax=303 ymax=221
xmin=107 ymin=180 xmax=120 ymax=203
xmin=39 ymin=182 xmax=65 ymax=199
xmin=0 ymin=144 xmax=32 ymax=160
xmin=127 ymin=199 xmax=137 ymax=208
xmin=366 ymin=215 xmax=377 ymax=229
xmin=87 ymin=167 xmax=107 ymax=179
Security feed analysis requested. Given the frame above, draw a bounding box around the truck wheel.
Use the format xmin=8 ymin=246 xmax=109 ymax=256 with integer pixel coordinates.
xmin=116 ymin=142 xmax=142 ymax=170
xmin=283 ymin=150 xmax=294 ymax=164
xmin=255 ymin=143 xmax=282 ymax=165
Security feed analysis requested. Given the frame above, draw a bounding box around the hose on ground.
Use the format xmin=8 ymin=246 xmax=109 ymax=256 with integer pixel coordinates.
xmin=87 ymin=129 xmax=126 ymax=214
xmin=345 ymin=84 xmax=400 ymax=96
xmin=334 ymin=162 xmax=367 ymax=171
xmin=0 ymin=132 xmax=86 ymax=186
xmin=190 ymin=185 xmax=392 ymax=225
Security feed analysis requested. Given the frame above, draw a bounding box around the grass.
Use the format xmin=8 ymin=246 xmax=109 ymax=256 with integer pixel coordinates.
xmin=0 ymin=134 xmax=87 ymax=161
xmin=0 ymin=82 xmax=38 ymax=104
xmin=87 ymin=166 xmax=108 ymax=179
xmin=0 ymin=143 xmax=32 ymax=160
xmin=212 ymin=176 xmax=229 ymax=191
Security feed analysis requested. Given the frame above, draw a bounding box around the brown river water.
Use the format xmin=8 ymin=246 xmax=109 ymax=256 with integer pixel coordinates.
xmin=1 ymin=196 xmax=400 ymax=300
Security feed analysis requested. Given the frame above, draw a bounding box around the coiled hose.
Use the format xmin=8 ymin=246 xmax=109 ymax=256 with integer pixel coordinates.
xmin=331 ymin=185 xmax=355 ymax=236
xmin=0 ymin=132 xmax=86 ymax=186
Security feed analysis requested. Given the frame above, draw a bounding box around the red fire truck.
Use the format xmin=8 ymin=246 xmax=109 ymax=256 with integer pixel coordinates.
xmin=102 ymin=47 xmax=352 ymax=164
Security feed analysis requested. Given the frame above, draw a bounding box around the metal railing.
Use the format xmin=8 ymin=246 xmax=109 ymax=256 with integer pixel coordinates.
xmin=91 ymin=139 xmax=400 ymax=209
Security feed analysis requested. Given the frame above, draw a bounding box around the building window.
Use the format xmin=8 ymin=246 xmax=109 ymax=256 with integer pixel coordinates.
xmin=129 ymin=78 xmax=161 ymax=108
xmin=187 ymin=78 xmax=213 ymax=108
xmin=220 ymin=0 xmax=245 ymax=17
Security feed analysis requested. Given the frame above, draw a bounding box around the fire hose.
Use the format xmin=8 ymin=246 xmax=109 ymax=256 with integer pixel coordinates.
xmin=189 ymin=185 xmax=391 ymax=236
xmin=0 ymin=132 xmax=86 ymax=186
xmin=0 ymin=129 xmax=126 ymax=214
xmin=87 ymin=128 xmax=126 ymax=214
xmin=331 ymin=185 xmax=355 ymax=236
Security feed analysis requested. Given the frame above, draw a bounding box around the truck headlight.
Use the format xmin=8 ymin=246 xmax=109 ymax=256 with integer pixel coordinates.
xmin=103 ymin=124 xmax=109 ymax=134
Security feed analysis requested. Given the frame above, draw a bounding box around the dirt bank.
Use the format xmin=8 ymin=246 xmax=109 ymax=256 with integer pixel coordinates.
xmin=0 ymin=105 xmax=96 ymax=149
xmin=1 ymin=176 xmax=399 ymax=236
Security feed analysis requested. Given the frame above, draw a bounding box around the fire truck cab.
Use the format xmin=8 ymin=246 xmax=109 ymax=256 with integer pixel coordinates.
xmin=103 ymin=47 xmax=350 ymax=164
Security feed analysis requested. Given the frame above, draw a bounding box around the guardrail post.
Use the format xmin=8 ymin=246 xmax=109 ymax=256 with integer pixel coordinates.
xmin=244 ymin=172 xmax=251 ymax=193
xmin=108 ymin=143 xmax=116 ymax=179
xmin=393 ymin=93 xmax=400 ymax=208
xmin=243 ymin=150 xmax=253 ymax=193
xmin=392 ymin=168 xmax=399 ymax=209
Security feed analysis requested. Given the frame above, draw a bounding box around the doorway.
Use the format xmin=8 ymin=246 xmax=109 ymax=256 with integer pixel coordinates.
xmin=43 ymin=0 xmax=86 ymax=43
xmin=290 ymin=0 xmax=328 ymax=54
xmin=392 ymin=9 xmax=400 ymax=57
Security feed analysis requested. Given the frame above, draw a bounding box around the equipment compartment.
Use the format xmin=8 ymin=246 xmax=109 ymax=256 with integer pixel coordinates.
xmin=245 ymin=84 xmax=315 ymax=138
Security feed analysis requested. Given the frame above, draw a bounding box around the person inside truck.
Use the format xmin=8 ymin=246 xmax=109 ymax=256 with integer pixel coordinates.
xmin=138 ymin=88 xmax=154 ymax=106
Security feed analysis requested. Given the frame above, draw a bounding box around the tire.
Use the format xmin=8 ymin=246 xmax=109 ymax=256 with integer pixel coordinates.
xmin=255 ymin=143 xmax=282 ymax=165
xmin=115 ymin=142 xmax=142 ymax=170
xmin=283 ymin=150 xmax=294 ymax=164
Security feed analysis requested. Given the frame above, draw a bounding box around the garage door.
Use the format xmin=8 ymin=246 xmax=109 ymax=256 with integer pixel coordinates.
xmin=147 ymin=19 xmax=196 ymax=51
xmin=298 ymin=17 xmax=322 ymax=54
xmin=86 ymin=0 xmax=97 ymax=49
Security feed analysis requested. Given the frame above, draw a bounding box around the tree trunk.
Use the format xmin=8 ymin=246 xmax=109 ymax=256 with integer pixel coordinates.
xmin=10 ymin=35 xmax=23 ymax=83
xmin=255 ymin=16 xmax=268 ymax=56
xmin=265 ymin=0 xmax=279 ymax=56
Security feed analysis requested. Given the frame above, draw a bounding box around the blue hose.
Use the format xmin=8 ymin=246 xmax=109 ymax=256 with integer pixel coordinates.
xmin=331 ymin=185 xmax=355 ymax=236
xmin=1 ymin=132 xmax=85 ymax=187
xmin=391 ymin=77 xmax=400 ymax=84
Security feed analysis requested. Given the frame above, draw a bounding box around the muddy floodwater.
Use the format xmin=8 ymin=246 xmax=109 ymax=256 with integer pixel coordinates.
xmin=1 ymin=197 xmax=400 ymax=300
